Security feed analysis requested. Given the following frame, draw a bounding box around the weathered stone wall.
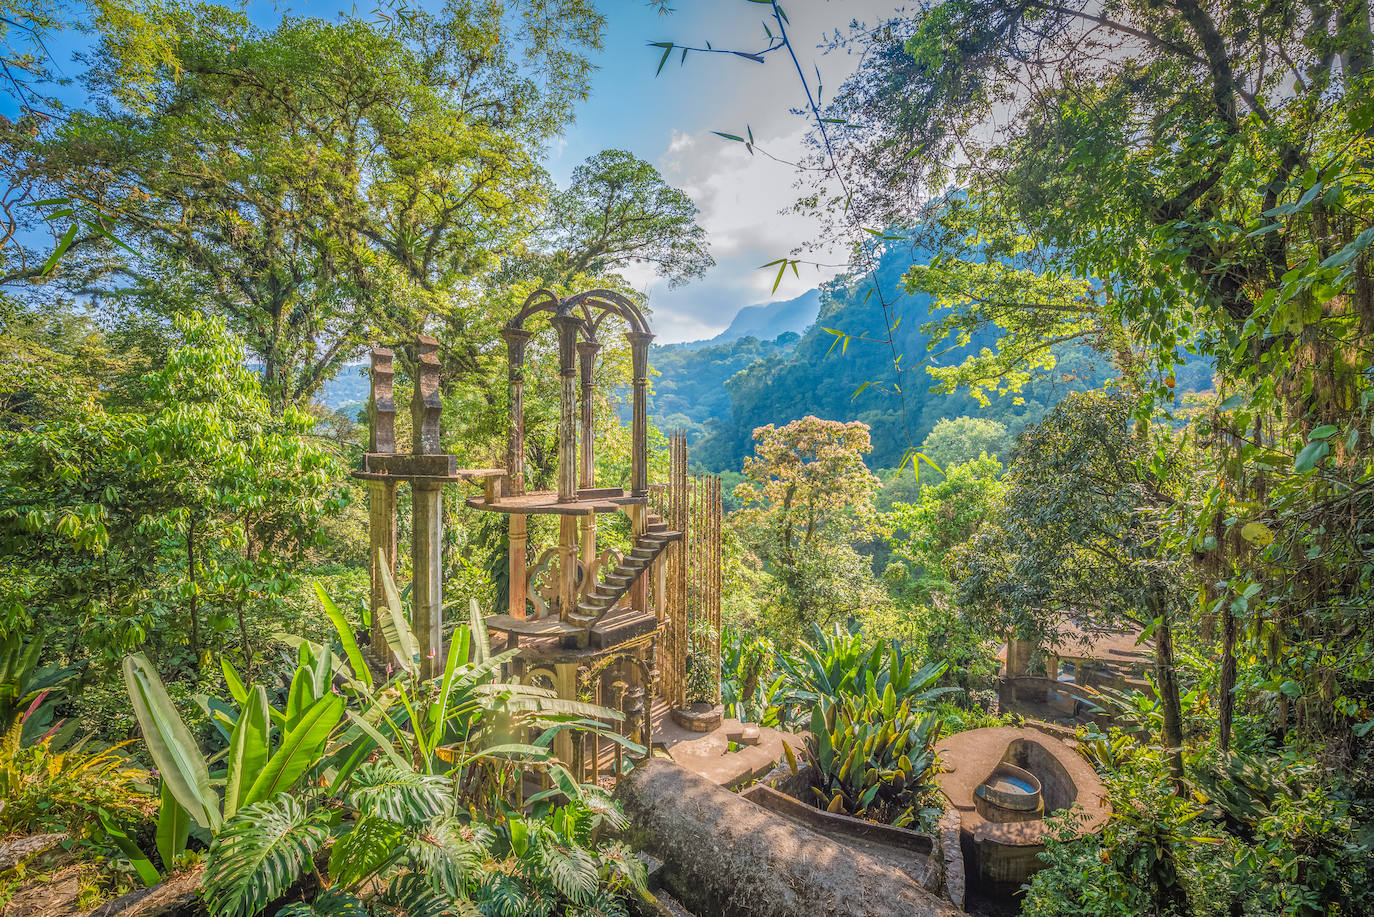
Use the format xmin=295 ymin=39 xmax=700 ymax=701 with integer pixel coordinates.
xmin=617 ymin=759 xmax=963 ymax=917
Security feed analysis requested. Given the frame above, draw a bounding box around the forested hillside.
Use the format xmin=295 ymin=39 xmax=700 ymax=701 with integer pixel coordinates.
xmin=670 ymin=243 xmax=1112 ymax=470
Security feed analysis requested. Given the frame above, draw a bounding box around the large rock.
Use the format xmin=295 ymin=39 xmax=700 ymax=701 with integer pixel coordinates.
xmin=616 ymin=758 xmax=964 ymax=917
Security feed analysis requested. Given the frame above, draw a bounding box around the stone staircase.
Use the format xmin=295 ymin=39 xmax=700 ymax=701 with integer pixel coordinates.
xmin=569 ymin=512 xmax=681 ymax=628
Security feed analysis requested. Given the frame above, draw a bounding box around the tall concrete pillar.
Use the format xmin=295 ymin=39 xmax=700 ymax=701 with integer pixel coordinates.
xmin=412 ymin=337 xmax=443 ymax=678
xmin=501 ymin=328 xmax=531 ymax=496
xmin=412 ymin=481 xmax=443 ymax=679
xmin=626 ymin=331 xmax=654 ymax=497
xmin=367 ymin=347 xmax=397 ymax=657
xmin=553 ymin=314 xmax=581 ymax=504
xmin=577 ymin=340 xmax=601 ymax=490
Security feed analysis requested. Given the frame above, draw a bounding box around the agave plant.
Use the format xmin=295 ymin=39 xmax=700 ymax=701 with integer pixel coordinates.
xmin=805 ymin=683 xmax=944 ymax=829
xmin=776 ymin=621 xmax=957 ymax=723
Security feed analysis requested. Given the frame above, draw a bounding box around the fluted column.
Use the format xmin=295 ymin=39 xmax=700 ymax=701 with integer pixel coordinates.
xmin=576 ymin=340 xmax=600 ymax=491
xmin=626 ymin=331 xmax=654 ymax=496
xmin=553 ymin=315 xmax=582 ymax=504
xmin=412 ymin=337 xmax=443 ymax=679
xmin=367 ymin=348 xmax=397 ymax=658
xmin=500 ymin=327 xmax=532 ymax=496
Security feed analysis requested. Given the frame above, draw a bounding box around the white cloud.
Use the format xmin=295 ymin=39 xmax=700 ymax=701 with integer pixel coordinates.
xmin=642 ymin=123 xmax=849 ymax=342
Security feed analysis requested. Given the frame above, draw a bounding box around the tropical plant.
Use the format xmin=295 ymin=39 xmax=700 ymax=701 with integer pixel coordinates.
xmin=0 ymin=628 xmax=81 ymax=744
xmin=720 ymin=628 xmax=786 ymax=727
xmin=776 ymin=621 xmax=955 ymax=722
xmin=805 ymin=687 xmax=943 ymax=830
xmin=202 ymin=762 xmax=645 ymax=917
xmin=0 ymin=706 xmax=149 ymax=841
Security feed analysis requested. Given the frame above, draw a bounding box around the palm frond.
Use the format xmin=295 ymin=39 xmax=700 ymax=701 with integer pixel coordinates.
xmin=202 ymin=794 xmax=330 ymax=917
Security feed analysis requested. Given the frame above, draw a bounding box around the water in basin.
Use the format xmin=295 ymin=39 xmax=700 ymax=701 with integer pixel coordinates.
xmin=991 ymin=776 xmax=1036 ymax=795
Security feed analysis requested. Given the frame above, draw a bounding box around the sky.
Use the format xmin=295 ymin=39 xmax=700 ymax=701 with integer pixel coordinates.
xmin=547 ymin=0 xmax=908 ymax=342
xmin=18 ymin=0 xmax=911 ymax=344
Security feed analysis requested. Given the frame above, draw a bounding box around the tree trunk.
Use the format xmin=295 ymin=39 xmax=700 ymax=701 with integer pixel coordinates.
xmin=187 ymin=517 xmax=200 ymax=672
xmin=1154 ymin=586 xmax=1186 ymax=785
xmin=1218 ymin=599 xmax=1237 ymax=754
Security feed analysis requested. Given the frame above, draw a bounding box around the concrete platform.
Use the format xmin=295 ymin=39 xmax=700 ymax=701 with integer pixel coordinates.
xmin=650 ymin=700 xmax=803 ymax=789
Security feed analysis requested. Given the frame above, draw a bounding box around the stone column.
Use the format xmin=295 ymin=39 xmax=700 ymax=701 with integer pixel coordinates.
xmin=626 ymin=331 xmax=654 ymax=497
xmin=367 ymin=347 xmax=397 ymax=657
xmin=367 ymin=482 xmax=397 ymax=656
xmin=508 ymin=514 xmax=528 ymax=620
xmin=576 ymin=340 xmax=600 ymax=491
xmin=365 ymin=347 xmax=398 ymax=657
xmin=553 ymin=315 xmax=582 ymax=504
xmin=412 ymin=481 xmax=443 ymax=680
xmin=501 ymin=328 xmax=531 ymax=496
xmin=412 ymin=337 xmax=443 ymax=678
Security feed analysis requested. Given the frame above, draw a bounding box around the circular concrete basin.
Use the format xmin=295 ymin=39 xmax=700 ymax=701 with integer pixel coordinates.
xmin=975 ymin=762 xmax=1043 ymax=814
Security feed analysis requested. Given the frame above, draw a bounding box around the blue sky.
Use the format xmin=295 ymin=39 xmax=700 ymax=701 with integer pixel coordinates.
xmin=550 ymin=0 xmax=907 ymax=341
xmin=20 ymin=0 xmax=908 ymax=342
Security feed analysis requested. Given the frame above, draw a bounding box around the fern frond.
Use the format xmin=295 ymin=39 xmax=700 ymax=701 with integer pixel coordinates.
xmin=348 ymin=762 xmax=451 ymax=826
xmin=408 ymin=817 xmax=483 ymax=899
xmin=202 ymin=794 xmax=329 ymax=917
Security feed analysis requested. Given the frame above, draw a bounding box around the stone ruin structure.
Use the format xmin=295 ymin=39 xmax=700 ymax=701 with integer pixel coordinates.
xmin=355 ymin=288 xmax=723 ymax=775
xmin=932 ymin=726 xmax=1109 ymax=897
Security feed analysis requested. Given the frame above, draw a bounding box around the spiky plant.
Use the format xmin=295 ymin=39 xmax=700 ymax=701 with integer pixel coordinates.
xmin=805 ymin=684 xmax=944 ymax=829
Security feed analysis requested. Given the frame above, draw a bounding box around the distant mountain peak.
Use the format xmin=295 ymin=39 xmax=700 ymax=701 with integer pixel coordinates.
xmin=677 ymin=289 xmax=820 ymax=350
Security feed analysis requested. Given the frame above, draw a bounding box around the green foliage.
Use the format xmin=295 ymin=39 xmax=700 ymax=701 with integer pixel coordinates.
xmin=687 ymin=242 xmax=1118 ymax=471
xmin=730 ymin=416 xmax=884 ymax=632
xmin=776 ymin=621 xmax=955 ymax=717
xmin=0 ymin=628 xmax=80 ymax=743
xmin=0 ymin=715 xmax=148 ymax=842
xmin=806 ymin=690 xmax=943 ymax=830
xmin=202 ymin=794 xmax=331 ymax=917
xmin=0 ymin=312 xmax=346 ymax=664
xmin=918 ymin=416 xmax=1010 ymax=471
xmin=541 ymin=149 xmax=713 ymax=289
xmin=886 ymin=453 xmax=1005 ymax=606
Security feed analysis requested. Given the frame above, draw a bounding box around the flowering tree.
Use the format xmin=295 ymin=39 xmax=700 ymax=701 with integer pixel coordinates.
xmin=731 ymin=416 xmax=881 ymax=633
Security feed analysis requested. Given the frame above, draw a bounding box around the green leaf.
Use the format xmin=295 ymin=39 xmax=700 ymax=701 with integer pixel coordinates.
xmin=203 ymin=796 xmax=329 ymax=917
xmin=1309 ymin=424 xmax=1338 ymax=440
xmin=156 ymin=781 xmax=191 ymax=869
xmin=123 ymin=653 xmax=221 ymax=831
xmin=1293 ymin=439 xmax=1329 ymax=473
xmin=244 ymin=693 xmax=344 ymax=806
xmin=39 ymin=223 xmax=78 ymax=276
xmin=343 ymin=709 xmax=412 ymax=771
xmin=224 ymin=685 xmax=270 ymax=819
xmin=328 ymin=815 xmax=402 ymax=890
xmin=221 ymin=658 xmax=249 ymax=706
xmin=99 ymin=811 xmax=160 ymax=887
xmin=377 ymin=555 xmax=419 ymax=675
xmin=316 ymin=588 xmax=370 ymax=687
